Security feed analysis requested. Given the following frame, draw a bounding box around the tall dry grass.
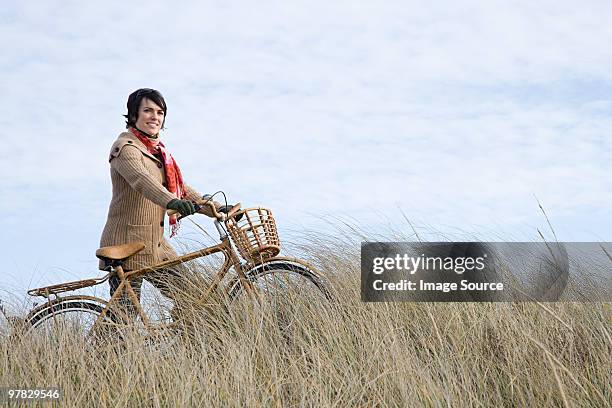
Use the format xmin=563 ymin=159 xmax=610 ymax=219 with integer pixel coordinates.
xmin=0 ymin=232 xmax=610 ymax=407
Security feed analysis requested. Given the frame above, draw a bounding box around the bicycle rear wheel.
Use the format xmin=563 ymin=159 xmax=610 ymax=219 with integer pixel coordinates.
xmin=25 ymin=297 xmax=123 ymax=340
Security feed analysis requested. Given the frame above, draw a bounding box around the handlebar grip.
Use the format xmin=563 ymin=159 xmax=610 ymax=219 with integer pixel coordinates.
xmin=197 ymin=199 xmax=222 ymax=220
xmin=226 ymin=203 xmax=242 ymax=219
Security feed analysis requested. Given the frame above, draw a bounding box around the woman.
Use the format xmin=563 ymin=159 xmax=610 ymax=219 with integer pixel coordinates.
xmin=99 ymin=88 xmax=217 ymax=314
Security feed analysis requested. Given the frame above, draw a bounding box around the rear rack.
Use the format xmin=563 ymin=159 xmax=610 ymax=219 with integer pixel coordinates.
xmin=27 ymin=275 xmax=109 ymax=298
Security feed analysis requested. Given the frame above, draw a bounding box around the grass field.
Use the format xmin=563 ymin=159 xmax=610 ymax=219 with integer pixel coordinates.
xmin=1 ymin=234 xmax=610 ymax=407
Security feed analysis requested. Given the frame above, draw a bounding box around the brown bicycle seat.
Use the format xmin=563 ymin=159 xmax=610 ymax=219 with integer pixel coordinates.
xmin=96 ymin=242 xmax=146 ymax=261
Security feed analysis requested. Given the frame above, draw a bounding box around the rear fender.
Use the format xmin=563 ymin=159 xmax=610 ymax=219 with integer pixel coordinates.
xmin=25 ymin=295 xmax=114 ymax=323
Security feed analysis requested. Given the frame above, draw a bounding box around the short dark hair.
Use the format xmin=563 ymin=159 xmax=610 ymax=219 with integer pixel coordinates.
xmin=124 ymin=88 xmax=167 ymax=129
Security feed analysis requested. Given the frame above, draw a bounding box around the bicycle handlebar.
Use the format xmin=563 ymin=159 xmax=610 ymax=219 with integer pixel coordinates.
xmin=166 ymin=200 xmax=242 ymax=222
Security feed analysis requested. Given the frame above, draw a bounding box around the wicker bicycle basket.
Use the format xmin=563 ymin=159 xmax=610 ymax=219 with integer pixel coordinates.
xmin=225 ymin=207 xmax=280 ymax=262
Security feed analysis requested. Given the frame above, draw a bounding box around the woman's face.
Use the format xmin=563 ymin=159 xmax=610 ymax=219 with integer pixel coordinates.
xmin=135 ymin=98 xmax=165 ymax=136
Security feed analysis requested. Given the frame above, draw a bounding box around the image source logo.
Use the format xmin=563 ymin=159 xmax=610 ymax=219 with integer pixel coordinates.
xmin=361 ymin=242 xmax=612 ymax=302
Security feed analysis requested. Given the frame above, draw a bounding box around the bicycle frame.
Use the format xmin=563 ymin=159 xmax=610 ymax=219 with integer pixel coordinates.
xmin=92 ymin=220 xmax=259 ymax=332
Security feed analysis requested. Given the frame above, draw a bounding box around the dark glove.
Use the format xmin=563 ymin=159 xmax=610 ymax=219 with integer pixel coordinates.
xmin=166 ymin=199 xmax=196 ymax=216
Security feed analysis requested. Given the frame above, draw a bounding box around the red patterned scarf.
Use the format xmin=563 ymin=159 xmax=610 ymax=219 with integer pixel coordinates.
xmin=129 ymin=127 xmax=186 ymax=236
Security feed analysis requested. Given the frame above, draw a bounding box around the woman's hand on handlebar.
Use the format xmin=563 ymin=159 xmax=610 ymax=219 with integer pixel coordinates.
xmin=166 ymin=194 xmax=242 ymax=222
xmin=166 ymin=199 xmax=220 ymax=221
xmin=166 ymin=198 xmax=197 ymax=216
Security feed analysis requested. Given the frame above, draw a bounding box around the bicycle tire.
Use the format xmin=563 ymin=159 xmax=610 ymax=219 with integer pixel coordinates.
xmin=228 ymin=259 xmax=333 ymax=301
xmin=25 ymin=298 xmax=122 ymax=337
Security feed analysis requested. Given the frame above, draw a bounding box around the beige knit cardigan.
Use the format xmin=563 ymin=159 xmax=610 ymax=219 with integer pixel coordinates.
xmin=99 ymin=131 xmax=202 ymax=270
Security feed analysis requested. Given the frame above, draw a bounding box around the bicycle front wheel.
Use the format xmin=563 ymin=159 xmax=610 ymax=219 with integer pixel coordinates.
xmin=226 ymin=259 xmax=333 ymax=333
xmin=228 ymin=258 xmax=333 ymax=301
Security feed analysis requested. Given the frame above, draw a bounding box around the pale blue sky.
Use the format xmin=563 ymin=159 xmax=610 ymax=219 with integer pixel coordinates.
xmin=1 ymin=1 xmax=611 ymax=297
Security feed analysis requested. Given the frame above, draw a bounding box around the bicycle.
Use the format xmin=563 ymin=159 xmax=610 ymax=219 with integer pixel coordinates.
xmin=23 ymin=198 xmax=332 ymax=338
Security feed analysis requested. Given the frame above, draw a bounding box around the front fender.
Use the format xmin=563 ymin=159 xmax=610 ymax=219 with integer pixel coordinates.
xmin=226 ymin=257 xmax=326 ymax=296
